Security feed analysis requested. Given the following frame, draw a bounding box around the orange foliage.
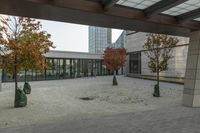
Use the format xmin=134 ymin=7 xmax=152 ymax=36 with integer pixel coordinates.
xmin=103 ymin=47 xmax=126 ymax=72
xmin=0 ymin=16 xmax=55 ymax=75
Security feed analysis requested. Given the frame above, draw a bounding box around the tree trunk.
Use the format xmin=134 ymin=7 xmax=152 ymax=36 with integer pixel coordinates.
xmin=157 ymin=70 xmax=159 ymax=87
xmin=14 ymin=55 xmax=18 ymax=107
xmin=25 ymin=68 xmax=27 ymax=83
xmin=156 ymin=48 xmax=160 ymax=87
xmin=23 ymin=69 xmax=31 ymax=95
xmin=153 ymin=55 xmax=160 ymax=97
xmin=0 ymin=69 xmax=2 ymax=92
xmin=113 ymin=70 xmax=118 ymax=86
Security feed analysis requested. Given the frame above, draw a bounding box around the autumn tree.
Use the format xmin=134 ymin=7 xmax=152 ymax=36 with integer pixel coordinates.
xmin=0 ymin=16 xmax=54 ymax=107
xmin=103 ymin=47 xmax=126 ymax=85
xmin=143 ymin=33 xmax=178 ymax=97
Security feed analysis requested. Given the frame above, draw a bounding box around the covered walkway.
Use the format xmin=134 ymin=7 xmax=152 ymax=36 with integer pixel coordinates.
xmin=0 ymin=0 xmax=200 ymax=107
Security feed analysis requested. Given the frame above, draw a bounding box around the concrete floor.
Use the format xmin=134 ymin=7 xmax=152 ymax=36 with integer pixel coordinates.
xmin=0 ymin=105 xmax=200 ymax=133
xmin=0 ymin=76 xmax=199 ymax=133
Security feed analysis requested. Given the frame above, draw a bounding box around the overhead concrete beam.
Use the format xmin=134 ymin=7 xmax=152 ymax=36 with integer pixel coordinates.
xmin=0 ymin=0 xmax=199 ymax=36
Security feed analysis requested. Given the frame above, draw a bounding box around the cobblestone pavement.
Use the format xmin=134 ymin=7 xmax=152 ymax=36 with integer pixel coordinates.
xmin=0 ymin=105 xmax=200 ymax=133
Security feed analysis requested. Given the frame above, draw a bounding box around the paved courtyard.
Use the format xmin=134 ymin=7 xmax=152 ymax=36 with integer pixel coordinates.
xmin=0 ymin=76 xmax=199 ymax=133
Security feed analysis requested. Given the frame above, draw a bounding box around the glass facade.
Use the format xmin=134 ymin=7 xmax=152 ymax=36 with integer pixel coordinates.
xmin=111 ymin=31 xmax=126 ymax=48
xmin=2 ymin=58 xmax=112 ymax=82
xmin=88 ymin=26 xmax=112 ymax=54
xmin=129 ymin=52 xmax=141 ymax=74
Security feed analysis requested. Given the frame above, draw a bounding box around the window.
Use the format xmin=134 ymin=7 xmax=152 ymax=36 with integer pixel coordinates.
xmin=129 ymin=52 xmax=141 ymax=74
xmin=2 ymin=57 xmax=110 ymax=82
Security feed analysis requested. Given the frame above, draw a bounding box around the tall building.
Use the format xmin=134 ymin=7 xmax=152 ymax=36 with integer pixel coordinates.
xmin=112 ymin=31 xmax=126 ymax=48
xmin=88 ymin=26 xmax=111 ymax=54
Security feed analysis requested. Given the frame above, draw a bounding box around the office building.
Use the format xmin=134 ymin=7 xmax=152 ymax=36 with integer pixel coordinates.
xmin=88 ymin=26 xmax=111 ymax=53
xmin=111 ymin=31 xmax=126 ymax=48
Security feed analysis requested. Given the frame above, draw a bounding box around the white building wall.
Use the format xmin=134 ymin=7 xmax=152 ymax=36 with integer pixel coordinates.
xmin=126 ymin=32 xmax=146 ymax=52
xmin=174 ymin=45 xmax=188 ymax=77
xmin=125 ymin=31 xmax=189 ymax=78
xmin=45 ymin=50 xmax=103 ymax=59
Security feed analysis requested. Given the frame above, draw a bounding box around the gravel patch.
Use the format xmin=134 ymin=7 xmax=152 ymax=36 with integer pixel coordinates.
xmin=0 ymin=76 xmax=183 ymax=128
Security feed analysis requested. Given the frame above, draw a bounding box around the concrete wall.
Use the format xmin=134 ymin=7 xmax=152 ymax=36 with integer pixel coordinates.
xmin=125 ymin=32 xmax=189 ymax=78
xmin=123 ymin=54 xmax=129 ymax=76
xmin=126 ymin=31 xmax=145 ymax=52
xmin=45 ymin=50 xmax=103 ymax=60
xmin=141 ymin=46 xmax=188 ymax=78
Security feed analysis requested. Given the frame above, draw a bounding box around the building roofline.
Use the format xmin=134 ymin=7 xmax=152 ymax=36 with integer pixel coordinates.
xmin=49 ymin=50 xmax=103 ymax=55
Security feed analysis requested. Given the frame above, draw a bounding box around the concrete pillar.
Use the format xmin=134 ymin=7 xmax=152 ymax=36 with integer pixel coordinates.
xmin=183 ymin=31 xmax=200 ymax=107
xmin=0 ymin=69 xmax=2 ymax=91
xmin=124 ymin=54 xmax=129 ymax=76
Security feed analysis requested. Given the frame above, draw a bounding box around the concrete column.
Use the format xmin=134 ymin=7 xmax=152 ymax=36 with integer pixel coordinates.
xmin=124 ymin=54 xmax=129 ymax=76
xmin=183 ymin=31 xmax=200 ymax=107
xmin=0 ymin=69 xmax=2 ymax=91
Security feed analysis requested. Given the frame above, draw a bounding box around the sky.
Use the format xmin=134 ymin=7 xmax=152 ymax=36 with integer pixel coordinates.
xmin=39 ymin=19 xmax=123 ymax=52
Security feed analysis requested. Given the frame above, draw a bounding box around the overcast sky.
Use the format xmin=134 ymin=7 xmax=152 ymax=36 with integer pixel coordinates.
xmin=39 ymin=19 xmax=123 ymax=52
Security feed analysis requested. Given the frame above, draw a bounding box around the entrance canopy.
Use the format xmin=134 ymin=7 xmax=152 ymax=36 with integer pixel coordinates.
xmin=0 ymin=0 xmax=199 ymax=36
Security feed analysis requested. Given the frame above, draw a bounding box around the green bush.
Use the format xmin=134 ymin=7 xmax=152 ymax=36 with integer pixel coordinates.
xmin=153 ymin=84 xmax=160 ymax=97
xmin=15 ymin=89 xmax=27 ymax=107
xmin=23 ymin=82 xmax=31 ymax=94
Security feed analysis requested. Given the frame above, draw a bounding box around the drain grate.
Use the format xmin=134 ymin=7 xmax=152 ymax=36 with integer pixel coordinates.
xmin=79 ymin=97 xmax=94 ymax=101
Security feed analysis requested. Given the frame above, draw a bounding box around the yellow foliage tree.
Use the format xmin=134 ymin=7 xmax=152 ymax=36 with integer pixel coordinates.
xmin=143 ymin=34 xmax=178 ymax=97
xmin=0 ymin=16 xmax=54 ymax=107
